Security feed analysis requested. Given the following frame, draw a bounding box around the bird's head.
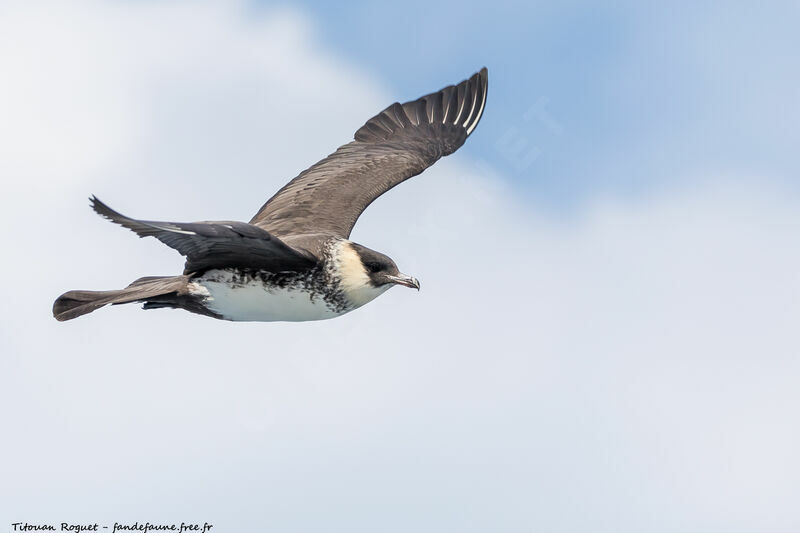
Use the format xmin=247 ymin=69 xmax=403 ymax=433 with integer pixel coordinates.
xmin=349 ymin=243 xmax=420 ymax=291
xmin=329 ymin=240 xmax=419 ymax=309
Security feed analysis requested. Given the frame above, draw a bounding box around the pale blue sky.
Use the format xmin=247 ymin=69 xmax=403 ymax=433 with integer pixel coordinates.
xmin=260 ymin=0 xmax=800 ymax=206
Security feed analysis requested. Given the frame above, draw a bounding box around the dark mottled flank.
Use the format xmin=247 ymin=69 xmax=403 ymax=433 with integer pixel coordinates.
xmin=196 ymin=239 xmax=351 ymax=314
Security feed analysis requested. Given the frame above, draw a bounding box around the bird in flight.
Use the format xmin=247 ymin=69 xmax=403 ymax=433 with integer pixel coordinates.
xmin=54 ymin=68 xmax=488 ymax=322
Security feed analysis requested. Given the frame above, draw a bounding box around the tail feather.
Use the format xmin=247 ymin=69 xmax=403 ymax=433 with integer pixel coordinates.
xmin=53 ymin=275 xmax=189 ymax=321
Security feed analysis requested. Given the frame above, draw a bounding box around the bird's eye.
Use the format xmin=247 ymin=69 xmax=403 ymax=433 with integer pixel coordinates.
xmin=366 ymin=262 xmax=382 ymax=273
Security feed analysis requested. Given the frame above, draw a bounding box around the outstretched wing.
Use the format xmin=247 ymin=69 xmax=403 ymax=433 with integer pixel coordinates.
xmin=91 ymin=196 xmax=316 ymax=274
xmin=249 ymin=68 xmax=488 ymax=238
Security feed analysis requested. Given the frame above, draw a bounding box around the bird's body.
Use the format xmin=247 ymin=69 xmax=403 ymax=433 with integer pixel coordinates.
xmin=189 ymin=269 xmax=340 ymax=322
xmin=54 ymin=68 xmax=488 ymax=322
xmin=185 ymin=239 xmax=392 ymax=322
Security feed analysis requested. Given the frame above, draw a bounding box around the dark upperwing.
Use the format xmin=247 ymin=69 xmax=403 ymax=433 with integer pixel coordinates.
xmin=91 ymin=196 xmax=316 ymax=274
xmin=249 ymin=68 xmax=488 ymax=239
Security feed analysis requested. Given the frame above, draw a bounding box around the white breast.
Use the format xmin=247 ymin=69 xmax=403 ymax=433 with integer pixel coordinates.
xmin=189 ymin=271 xmax=342 ymax=322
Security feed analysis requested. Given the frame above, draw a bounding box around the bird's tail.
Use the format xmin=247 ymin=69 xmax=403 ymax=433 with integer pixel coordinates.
xmin=53 ymin=275 xmax=189 ymax=322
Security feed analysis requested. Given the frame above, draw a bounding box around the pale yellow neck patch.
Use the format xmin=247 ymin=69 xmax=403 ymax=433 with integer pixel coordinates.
xmin=332 ymin=241 xmax=391 ymax=308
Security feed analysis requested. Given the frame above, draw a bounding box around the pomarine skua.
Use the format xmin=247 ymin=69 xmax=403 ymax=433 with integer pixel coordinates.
xmin=54 ymin=68 xmax=488 ymax=322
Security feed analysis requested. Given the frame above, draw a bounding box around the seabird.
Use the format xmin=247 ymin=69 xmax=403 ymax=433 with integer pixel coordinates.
xmin=53 ymin=68 xmax=488 ymax=322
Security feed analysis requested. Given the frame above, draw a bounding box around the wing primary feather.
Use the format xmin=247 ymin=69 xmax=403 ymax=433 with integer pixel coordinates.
xmin=414 ymin=98 xmax=426 ymax=126
xmin=430 ymin=89 xmax=443 ymax=123
xmin=461 ymin=77 xmax=480 ymax=130
xmin=466 ymin=73 xmax=488 ymax=134
xmin=453 ymin=80 xmax=470 ymax=126
xmin=149 ymin=223 xmax=196 ymax=235
xmin=443 ymin=86 xmax=458 ymax=124
xmin=389 ymin=103 xmax=411 ymax=128
xmin=426 ymin=91 xmax=438 ymax=123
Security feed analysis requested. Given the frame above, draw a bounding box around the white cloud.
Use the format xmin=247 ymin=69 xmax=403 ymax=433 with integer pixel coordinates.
xmin=1 ymin=2 xmax=798 ymax=532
